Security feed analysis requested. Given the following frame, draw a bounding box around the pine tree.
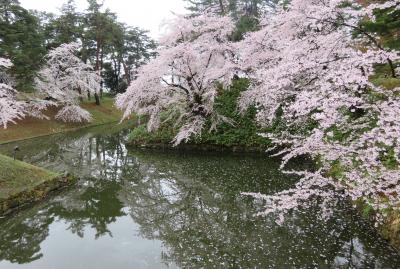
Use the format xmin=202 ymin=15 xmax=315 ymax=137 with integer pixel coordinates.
xmin=0 ymin=0 xmax=45 ymax=91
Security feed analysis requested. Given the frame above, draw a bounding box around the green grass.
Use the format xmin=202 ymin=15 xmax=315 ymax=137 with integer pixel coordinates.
xmin=0 ymin=154 xmax=59 ymax=201
xmin=370 ymin=63 xmax=400 ymax=90
xmin=371 ymin=77 xmax=400 ymax=90
xmin=0 ymin=97 xmax=123 ymax=144
xmin=81 ymin=97 xmax=122 ymax=125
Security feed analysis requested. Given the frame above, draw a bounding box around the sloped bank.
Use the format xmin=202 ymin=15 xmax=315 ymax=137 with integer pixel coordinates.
xmin=0 ymin=97 xmax=122 ymax=145
xmin=0 ymin=154 xmax=76 ymax=216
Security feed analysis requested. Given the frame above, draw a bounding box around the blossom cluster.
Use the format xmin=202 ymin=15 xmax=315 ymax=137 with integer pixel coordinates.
xmin=36 ymin=42 xmax=101 ymax=123
xmin=117 ymin=0 xmax=400 ymax=225
xmin=239 ymin=0 xmax=400 ymax=223
xmin=0 ymin=58 xmax=25 ymax=128
xmin=116 ymin=9 xmax=237 ymax=145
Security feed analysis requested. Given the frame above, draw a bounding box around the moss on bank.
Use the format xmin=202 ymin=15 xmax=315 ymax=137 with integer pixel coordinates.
xmin=353 ymin=199 xmax=400 ymax=250
xmin=0 ymin=154 xmax=75 ymax=216
xmin=0 ymin=97 xmax=123 ymax=144
xmin=380 ymin=211 xmax=400 ymax=250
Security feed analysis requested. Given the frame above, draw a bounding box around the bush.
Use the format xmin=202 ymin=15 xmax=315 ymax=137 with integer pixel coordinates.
xmin=194 ymin=79 xmax=270 ymax=146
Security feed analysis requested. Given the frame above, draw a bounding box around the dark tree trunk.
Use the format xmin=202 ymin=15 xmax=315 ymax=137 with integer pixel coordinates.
xmin=94 ymin=36 xmax=102 ymax=105
xmin=100 ymin=45 xmax=104 ymax=98
xmin=388 ymin=58 xmax=397 ymax=78
xmin=94 ymin=92 xmax=100 ymax=105
xmin=122 ymin=60 xmax=131 ymax=84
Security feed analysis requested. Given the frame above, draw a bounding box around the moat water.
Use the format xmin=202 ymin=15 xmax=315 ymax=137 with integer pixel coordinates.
xmin=0 ymin=124 xmax=399 ymax=269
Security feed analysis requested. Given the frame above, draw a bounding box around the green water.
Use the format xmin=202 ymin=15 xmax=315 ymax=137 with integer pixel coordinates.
xmin=0 ymin=124 xmax=399 ymax=269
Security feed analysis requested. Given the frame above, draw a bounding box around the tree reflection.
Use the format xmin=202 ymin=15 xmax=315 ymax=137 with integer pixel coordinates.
xmin=0 ymin=126 xmax=399 ymax=268
xmin=0 ymin=210 xmax=52 ymax=264
xmin=0 ymin=175 xmax=127 ymax=264
xmin=0 ymin=125 xmax=132 ymax=264
xmin=121 ymin=150 xmax=400 ymax=269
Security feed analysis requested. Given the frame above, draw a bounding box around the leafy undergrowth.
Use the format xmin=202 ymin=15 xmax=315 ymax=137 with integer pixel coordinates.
xmin=0 ymin=97 xmax=122 ymax=144
xmin=0 ymin=154 xmax=58 ymax=200
xmin=353 ymin=198 xmax=400 ymax=250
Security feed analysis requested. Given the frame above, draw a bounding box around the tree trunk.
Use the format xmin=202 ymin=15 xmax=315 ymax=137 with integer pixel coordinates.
xmin=95 ymin=40 xmax=100 ymax=71
xmin=100 ymin=45 xmax=104 ymax=98
xmin=94 ymin=38 xmax=101 ymax=105
xmin=122 ymin=60 xmax=131 ymax=84
xmin=94 ymin=92 xmax=100 ymax=105
xmin=388 ymin=58 xmax=397 ymax=78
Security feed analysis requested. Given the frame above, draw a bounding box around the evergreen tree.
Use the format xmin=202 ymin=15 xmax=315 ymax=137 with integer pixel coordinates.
xmin=0 ymin=0 xmax=45 ymax=91
xmin=50 ymin=0 xmax=83 ymax=48
xmin=356 ymin=1 xmax=400 ymax=78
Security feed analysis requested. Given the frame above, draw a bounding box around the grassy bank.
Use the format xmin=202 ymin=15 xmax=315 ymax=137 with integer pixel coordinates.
xmin=0 ymin=97 xmax=122 ymax=144
xmin=0 ymin=154 xmax=75 ymax=216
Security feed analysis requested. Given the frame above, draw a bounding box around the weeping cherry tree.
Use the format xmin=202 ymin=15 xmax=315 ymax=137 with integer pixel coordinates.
xmin=116 ymin=8 xmax=237 ymax=145
xmin=36 ymin=42 xmax=101 ymax=123
xmin=239 ymin=0 xmax=400 ymax=225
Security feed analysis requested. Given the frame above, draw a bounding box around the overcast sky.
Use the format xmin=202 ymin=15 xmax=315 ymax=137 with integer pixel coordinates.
xmin=19 ymin=0 xmax=188 ymax=38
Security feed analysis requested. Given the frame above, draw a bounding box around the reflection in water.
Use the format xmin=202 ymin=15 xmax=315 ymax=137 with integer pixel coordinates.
xmin=0 ymin=124 xmax=399 ymax=269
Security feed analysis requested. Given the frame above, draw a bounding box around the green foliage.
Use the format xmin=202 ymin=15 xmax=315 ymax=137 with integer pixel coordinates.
xmin=128 ymin=124 xmax=148 ymax=142
xmin=129 ymin=124 xmax=176 ymax=144
xmin=0 ymin=2 xmax=46 ymax=91
xmin=42 ymin=0 xmax=83 ymax=49
xmin=103 ymin=26 xmax=156 ymax=94
xmin=230 ymin=15 xmax=259 ymax=41
xmin=380 ymin=147 xmax=399 ymax=170
xmin=362 ymin=203 xmax=376 ymax=218
xmin=325 ymin=127 xmax=352 ymax=143
xmin=370 ymin=64 xmax=400 ymax=90
xmin=359 ymin=4 xmax=400 ymax=50
xmin=195 ymin=79 xmax=269 ymax=146
xmin=326 ymin=160 xmax=346 ymax=180
xmin=372 ymin=77 xmax=400 ymax=90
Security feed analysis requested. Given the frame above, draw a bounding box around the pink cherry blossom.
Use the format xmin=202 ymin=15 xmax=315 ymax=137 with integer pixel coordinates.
xmin=36 ymin=42 xmax=100 ymax=123
xmin=117 ymin=9 xmax=237 ymax=145
xmin=239 ymin=0 xmax=400 ymax=224
xmin=0 ymin=58 xmax=25 ymax=128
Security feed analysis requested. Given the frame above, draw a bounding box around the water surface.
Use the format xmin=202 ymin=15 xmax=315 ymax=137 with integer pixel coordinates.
xmin=0 ymin=125 xmax=399 ymax=269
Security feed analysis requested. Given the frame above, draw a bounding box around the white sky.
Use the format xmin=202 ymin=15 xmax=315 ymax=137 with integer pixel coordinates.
xmin=19 ymin=0 xmax=188 ymax=38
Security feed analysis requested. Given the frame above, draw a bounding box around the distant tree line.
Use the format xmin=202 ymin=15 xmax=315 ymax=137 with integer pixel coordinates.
xmin=0 ymin=0 xmax=156 ymax=96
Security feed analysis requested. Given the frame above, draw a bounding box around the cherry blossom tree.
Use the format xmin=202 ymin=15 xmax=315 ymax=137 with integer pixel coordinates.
xmin=239 ymin=0 xmax=400 ymax=224
xmin=36 ymin=42 xmax=101 ymax=123
xmin=116 ymin=0 xmax=400 ymax=227
xmin=116 ymin=9 xmax=237 ymax=144
xmin=0 ymin=58 xmax=26 ymax=128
